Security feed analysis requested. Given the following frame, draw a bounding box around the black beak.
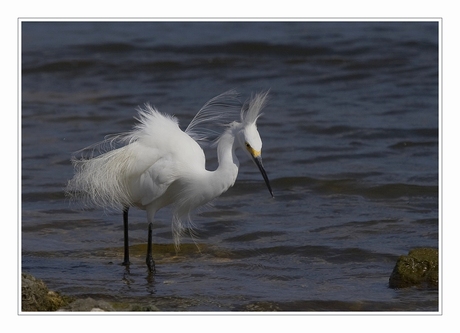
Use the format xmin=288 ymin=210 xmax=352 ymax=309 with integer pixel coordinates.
xmin=253 ymin=155 xmax=274 ymax=198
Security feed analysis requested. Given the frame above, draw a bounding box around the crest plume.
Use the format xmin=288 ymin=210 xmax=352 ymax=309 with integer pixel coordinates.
xmin=241 ymin=90 xmax=270 ymax=126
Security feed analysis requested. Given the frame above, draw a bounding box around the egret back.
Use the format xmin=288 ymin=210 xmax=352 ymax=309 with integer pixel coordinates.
xmin=67 ymin=105 xmax=205 ymax=210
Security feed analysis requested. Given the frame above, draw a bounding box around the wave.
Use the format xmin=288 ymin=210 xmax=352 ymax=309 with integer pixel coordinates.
xmin=270 ymin=176 xmax=438 ymax=199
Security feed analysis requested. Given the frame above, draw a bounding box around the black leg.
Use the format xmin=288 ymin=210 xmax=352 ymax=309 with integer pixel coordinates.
xmin=122 ymin=206 xmax=130 ymax=266
xmin=146 ymin=222 xmax=156 ymax=273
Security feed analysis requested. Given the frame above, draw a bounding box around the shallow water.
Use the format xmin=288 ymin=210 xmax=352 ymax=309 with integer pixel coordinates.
xmin=21 ymin=21 xmax=439 ymax=311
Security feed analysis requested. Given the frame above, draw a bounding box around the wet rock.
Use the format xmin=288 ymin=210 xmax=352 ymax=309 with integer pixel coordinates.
xmin=21 ymin=273 xmax=73 ymax=311
xmin=59 ymin=297 xmax=115 ymax=312
xmin=127 ymin=303 xmax=161 ymax=311
xmin=239 ymin=301 xmax=282 ymax=311
xmin=389 ymin=248 xmax=438 ymax=289
xmin=58 ymin=298 xmax=161 ymax=312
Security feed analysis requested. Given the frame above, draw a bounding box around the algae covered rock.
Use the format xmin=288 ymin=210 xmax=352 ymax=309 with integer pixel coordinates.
xmin=389 ymin=248 xmax=438 ymax=289
xmin=21 ymin=273 xmax=73 ymax=311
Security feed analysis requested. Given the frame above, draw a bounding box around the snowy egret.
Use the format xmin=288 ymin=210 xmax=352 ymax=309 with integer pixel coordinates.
xmin=66 ymin=90 xmax=273 ymax=273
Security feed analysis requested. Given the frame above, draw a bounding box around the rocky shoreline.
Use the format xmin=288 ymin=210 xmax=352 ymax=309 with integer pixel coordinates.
xmin=21 ymin=247 xmax=438 ymax=312
xmin=21 ymin=272 xmax=160 ymax=311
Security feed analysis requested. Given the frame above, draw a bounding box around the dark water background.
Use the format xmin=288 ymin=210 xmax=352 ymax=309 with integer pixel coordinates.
xmin=21 ymin=21 xmax=439 ymax=311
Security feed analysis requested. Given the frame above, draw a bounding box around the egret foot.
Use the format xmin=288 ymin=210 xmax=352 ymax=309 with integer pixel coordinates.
xmin=146 ymin=222 xmax=156 ymax=274
xmin=146 ymin=254 xmax=156 ymax=273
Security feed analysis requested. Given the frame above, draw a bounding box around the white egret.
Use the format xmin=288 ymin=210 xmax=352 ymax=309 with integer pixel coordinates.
xmin=66 ymin=90 xmax=273 ymax=273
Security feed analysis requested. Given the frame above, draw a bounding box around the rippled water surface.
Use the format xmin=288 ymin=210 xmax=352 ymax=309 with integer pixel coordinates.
xmin=21 ymin=21 xmax=439 ymax=311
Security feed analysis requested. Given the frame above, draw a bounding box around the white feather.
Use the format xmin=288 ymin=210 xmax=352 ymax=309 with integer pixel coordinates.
xmin=185 ymin=89 xmax=241 ymax=143
xmin=241 ymin=90 xmax=270 ymax=126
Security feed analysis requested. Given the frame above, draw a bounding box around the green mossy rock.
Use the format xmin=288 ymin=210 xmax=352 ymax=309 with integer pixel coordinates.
xmin=389 ymin=248 xmax=438 ymax=289
xmin=21 ymin=273 xmax=73 ymax=311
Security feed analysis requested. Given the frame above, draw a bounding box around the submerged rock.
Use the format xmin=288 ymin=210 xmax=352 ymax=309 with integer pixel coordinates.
xmin=58 ymin=297 xmax=115 ymax=312
xmin=389 ymin=248 xmax=438 ymax=289
xmin=58 ymin=298 xmax=161 ymax=312
xmin=21 ymin=273 xmax=73 ymax=311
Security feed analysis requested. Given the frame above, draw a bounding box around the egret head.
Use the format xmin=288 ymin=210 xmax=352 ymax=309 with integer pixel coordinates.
xmin=238 ymin=91 xmax=274 ymax=197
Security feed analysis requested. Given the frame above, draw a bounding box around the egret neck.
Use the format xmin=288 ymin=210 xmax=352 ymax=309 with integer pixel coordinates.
xmin=209 ymin=122 xmax=241 ymax=197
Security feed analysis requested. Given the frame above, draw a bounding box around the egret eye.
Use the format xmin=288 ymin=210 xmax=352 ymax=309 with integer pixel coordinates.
xmin=245 ymin=142 xmax=250 ymax=148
